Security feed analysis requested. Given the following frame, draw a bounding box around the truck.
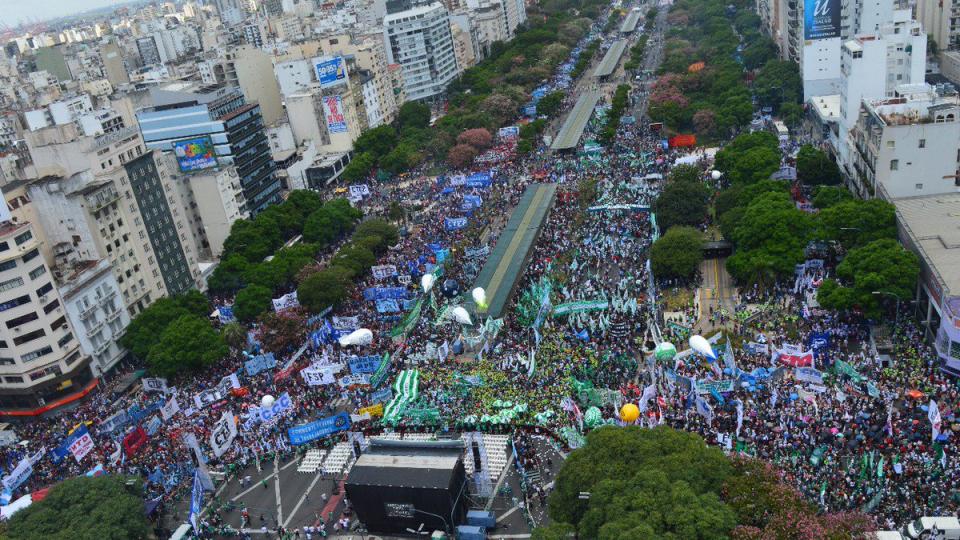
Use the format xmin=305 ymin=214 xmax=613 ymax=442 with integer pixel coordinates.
xmin=902 ymin=516 xmax=960 ymax=539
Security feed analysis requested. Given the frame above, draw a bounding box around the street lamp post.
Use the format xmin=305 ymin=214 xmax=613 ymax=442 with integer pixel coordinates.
xmin=872 ymin=291 xmax=901 ymax=321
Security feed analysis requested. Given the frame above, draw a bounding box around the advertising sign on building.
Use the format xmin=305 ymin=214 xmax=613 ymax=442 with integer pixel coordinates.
xmin=804 ymin=0 xmax=841 ymax=40
xmin=314 ymin=56 xmax=348 ymax=88
xmin=323 ymin=96 xmax=348 ymax=134
xmin=172 ymin=137 xmax=218 ymax=172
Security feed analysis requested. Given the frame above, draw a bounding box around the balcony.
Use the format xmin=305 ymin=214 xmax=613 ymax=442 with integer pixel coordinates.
xmin=93 ymin=340 xmax=111 ymax=356
xmin=86 ymin=320 xmax=104 ymax=337
xmin=79 ymin=304 xmax=98 ymax=320
xmin=106 ymin=309 xmax=122 ymax=322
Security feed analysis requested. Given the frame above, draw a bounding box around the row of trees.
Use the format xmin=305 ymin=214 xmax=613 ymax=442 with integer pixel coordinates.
xmin=623 ymin=34 xmax=649 ymax=71
xmin=647 ymin=0 xmax=800 ymax=139
xmin=343 ymin=0 xmax=608 ymax=182
xmin=649 ymin=165 xmax=711 ymax=281
xmin=599 ymin=84 xmax=631 ymax=144
xmin=533 ymin=427 xmax=873 ymax=539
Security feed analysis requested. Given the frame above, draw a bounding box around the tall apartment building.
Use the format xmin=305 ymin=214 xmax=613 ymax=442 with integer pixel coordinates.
xmin=848 ymin=83 xmax=960 ymax=199
xmin=136 ymin=35 xmax=167 ymax=66
xmin=837 ymin=13 xmax=926 ymax=170
xmin=0 ymin=220 xmax=89 ymax=410
xmin=917 ymin=0 xmax=960 ymax=52
xmin=24 ymin=119 xmax=199 ymax=316
xmin=136 ymin=86 xmax=282 ymax=215
xmin=384 ymin=2 xmax=460 ymax=101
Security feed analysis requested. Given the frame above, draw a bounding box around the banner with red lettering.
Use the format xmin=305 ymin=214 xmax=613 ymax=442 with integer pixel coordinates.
xmin=777 ymin=344 xmax=814 ymax=367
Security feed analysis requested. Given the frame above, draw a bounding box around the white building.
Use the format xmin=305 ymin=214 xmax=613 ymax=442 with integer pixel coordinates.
xmin=383 ymin=2 xmax=460 ymax=101
xmin=836 ymin=12 xmax=926 ymax=171
xmin=57 ymin=259 xmax=129 ymax=377
xmin=848 ymin=83 xmax=960 ymax=199
xmin=0 ymin=220 xmax=89 ymax=411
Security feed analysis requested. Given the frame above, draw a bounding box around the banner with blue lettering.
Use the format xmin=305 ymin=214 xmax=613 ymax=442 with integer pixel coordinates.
xmin=145 ymin=416 xmax=163 ymax=436
xmin=288 ymin=412 xmax=351 ymax=445
xmin=244 ymin=353 xmax=277 ymax=376
xmin=375 ymin=298 xmax=400 ymax=313
xmin=128 ymin=400 xmax=163 ymax=424
xmin=216 ymin=305 xmax=235 ymax=324
xmin=349 ymin=355 xmax=382 ymax=374
xmin=371 ymin=387 xmax=393 ymax=403
xmin=466 ymin=172 xmax=492 ymax=188
xmin=444 ymin=217 xmax=468 ymax=231
xmin=435 ymin=248 xmax=450 ymax=264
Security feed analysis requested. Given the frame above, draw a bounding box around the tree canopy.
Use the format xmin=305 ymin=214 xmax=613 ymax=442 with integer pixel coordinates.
xmin=652 ymin=176 xmax=711 ymax=232
xmin=725 ymin=191 xmax=813 ymax=286
xmin=796 ymin=144 xmax=841 ymax=186
xmin=814 ymin=199 xmax=897 ymax=250
xmin=3 ymin=475 xmax=150 ymax=540
xmin=714 ymin=132 xmax=780 ymax=185
xmin=120 ymin=290 xmax=210 ymax=361
xmin=146 ymin=314 xmax=229 ymax=376
xmin=651 ymin=226 xmax=704 ymax=281
xmin=817 ymin=238 xmax=919 ymax=318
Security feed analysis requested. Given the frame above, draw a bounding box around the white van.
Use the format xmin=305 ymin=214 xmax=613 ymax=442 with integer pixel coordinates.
xmin=902 ymin=516 xmax=960 ymax=539
xmin=871 ymin=532 xmax=905 ymax=540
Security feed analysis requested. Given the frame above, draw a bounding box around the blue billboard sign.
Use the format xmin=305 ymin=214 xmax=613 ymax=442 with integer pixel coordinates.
xmin=172 ymin=137 xmax=217 ymax=172
xmin=314 ymin=56 xmax=348 ymax=88
xmin=804 ymin=0 xmax=841 ymax=40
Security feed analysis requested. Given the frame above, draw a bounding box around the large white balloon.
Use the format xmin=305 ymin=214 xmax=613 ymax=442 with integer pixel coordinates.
xmin=421 ymin=273 xmax=436 ymax=293
xmin=451 ymin=306 xmax=473 ymax=325
xmin=689 ymin=335 xmax=716 ymax=361
xmin=710 ymin=170 xmax=722 ymax=180
xmin=261 ymin=395 xmax=275 ymax=408
xmin=471 ymin=287 xmax=488 ymax=310
xmin=338 ymin=328 xmax=374 ymax=347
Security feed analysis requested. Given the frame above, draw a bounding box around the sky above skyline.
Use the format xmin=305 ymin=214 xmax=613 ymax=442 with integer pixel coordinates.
xmin=0 ymin=0 xmax=130 ymax=28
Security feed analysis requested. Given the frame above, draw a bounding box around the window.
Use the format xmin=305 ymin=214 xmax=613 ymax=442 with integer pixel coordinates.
xmin=890 ymin=159 xmax=899 ymax=170
xmin=0 ymin=260 xmax=16 ymax=272
xmin=57 ymin=333 xmax=73 ymax=348
xmin=852 ymin=50 xmax=862 ymax=58
xmin=0 ymin=295 xmax=30 ymax=313
xmin=51 ymin=315 xmax=66 ymax=330
xmin=13 ymin=328 xmax=45 ymax=346
xmin=35 ymin=283 xmax=53 ymax=297
xmin=13 ymin=231 xmax=32 ymax=245
xmin=0 ymin=242 xmax=9 ymax=252
xmin=0 ymin=277 xmax=23 ymax=292
xmin=6 ymin=311 xmax=38 ymax=329
xmin=21 ymin=345 xmax=52 ymax=363
xmin=28 ymin=266 xmax=45 ymax=280
xmin=0 ymin=340 xmax=6 ymax=348
xmin=886 ymin=140 xmax=895 ymax=148
xmin=42 ymin=299 xmax=60 ymax=314
xmin=919 ymin=139 xmax=926 ymax=148
xmin=3 ymin=375 xmax=22 ymax=382
xmin=916 ymin=183 xmax=924 ymax=190
xmin=21 ymin=249 xmax=39 ymax=263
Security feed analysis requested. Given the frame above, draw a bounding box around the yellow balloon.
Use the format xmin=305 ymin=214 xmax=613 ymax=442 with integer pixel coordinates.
xmin=620 ymin=403 xmax=640 ymax=423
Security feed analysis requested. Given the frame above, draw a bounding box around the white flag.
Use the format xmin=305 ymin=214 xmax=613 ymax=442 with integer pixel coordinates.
xmin=142 ymin=377 xmax=169 ymax=393
xmin=210 ymin=411 xmax=237 ymax=458
xmin=161 ymin=396 xmax=181 ymax=421
xmin=929 ymin=399 xmax=942 ymax=442
xmin=638 ymin=384 xmax=657 ymax=413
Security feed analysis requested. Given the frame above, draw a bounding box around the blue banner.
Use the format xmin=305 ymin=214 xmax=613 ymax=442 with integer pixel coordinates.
xmin=466 ymin=172 xmax=492 ymax=188
xmin=363 ymin=287 xmax=409 ymax=301
xmin=189 ymin=471 xmax=203 ymax=533
xmin=244 ymin=352 xmax=277 ymax=376
xmin=371 ymin=387 xmax=393 ymax=403
xmin=444 ymin=217 xmax=468 ymax=231
xmin=128 ymin=399 xmax=163 ymax=424
xmin=349 ymin=355 xmax=382 ymax=374
xmin=809 ymin=331 xmax=831 ymax=357
xmin=435 ymin=249 xmax=450 ymax=264
xmin=145 ymin=416 xmax=163 ymax=436
xmin=375 ymin=298 xmax=400 ymax=313
xmin=217 ymin=305 xmax=235 ymax=323
xmin=288 ymin=412 xmax=351 ymax=445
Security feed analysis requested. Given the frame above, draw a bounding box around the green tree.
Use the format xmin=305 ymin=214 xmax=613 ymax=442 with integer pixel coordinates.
xmin=221 ymin=218 xmax=282 ymax=263
xmin=234 ymin=284 xmax=274 ymax=323
xmin=816 ymin=238 xmax=919 ymax=317
xmin=207 ymin=255 xmax=251 ymax=293
xmin=726 ymin=192 xmax=814 ymax=285
xmin=354 ymin=218 xmax=400 ymax=253
xmin=753 ymin=60 xmax=801 ymax=112
xmin=4 ymin=475 xmax=150 ymax=540
xmin=651 ymin=226 xmax=704 ymax=281
xmin=714 ymin=132 xmax=780 ymax=184
xmin=815 ymin=199 xmax=896 ymax=250
xmin=796 ymin=144 xmax=841 ymax=186
xmin=146 ymin=315 xmax=228 ymax=376
xmin=652 ymin=178 xmax=711 ymax=231
xmin=222 ymin=321 xmax=248 ymax=350
xmin=354 ymin=124 xmax=398 ymax=157
xmin=398 ymin=101 xmax=431 ymax=130
xmin=341 ymin=152 xmax=375 ymax=183
xmin=537 ymin=91 xmax=565 ymax=118
xmin=298 ymin=266 xmax=353 ymax=313
xmin=331 ymin=245 xmax=377 ymax=277
xmin=811 ymin=185 xmax=853 ymax=209
xmin=120 ymin=293 xmax=208 ymax=360
xmin=546 ymin=427 xmax=734 ymax=536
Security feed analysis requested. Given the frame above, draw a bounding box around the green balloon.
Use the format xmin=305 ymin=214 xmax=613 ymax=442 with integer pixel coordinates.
xmin=655 ymin=342 xmax=677 ymax=362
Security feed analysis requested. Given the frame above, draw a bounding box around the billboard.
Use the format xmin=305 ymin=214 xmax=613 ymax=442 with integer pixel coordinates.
xmin=323 ymin=96 xmax=348 ymax=134
xmin=172 ymin=137 xmax=217 ymax=172
xmin=804 ymin=0 xmax=841 ymax=40
xmin=314 ymin=56 xmax=348 ymax=88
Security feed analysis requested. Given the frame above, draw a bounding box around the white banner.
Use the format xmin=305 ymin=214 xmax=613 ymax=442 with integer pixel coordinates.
xmin=142 ymin=377 xmax=169 ymax=393
xmin=216 ymin=373 xmax=240 ymax=395
xmin=349 ymin=184 xmax=370 ymax=198
xmin=332 ymin=316 xmax=359 ymax=330
xmin=438 ymin=340 xmax=450 ymax=362
xmin=68 ymin=433 xmax=95 ymax=463
xmin=193 ymin=389 xmax=224 ymax=410
xmin=371 ymin=265 xmax=398 ymax=280
xmin=210 ymin=412 xmax=238 ymax=458
xmin=301 ymin=363 xmax=342 ymax=386
xmin=272 ymin=291 xmax=300 ymax=312
xmin=161 ymin=396 xmax=181 ymax=421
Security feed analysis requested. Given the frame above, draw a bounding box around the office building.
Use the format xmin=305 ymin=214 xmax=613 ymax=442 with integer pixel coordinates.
xmin=384 ymin=2 xmax=460 ymax=101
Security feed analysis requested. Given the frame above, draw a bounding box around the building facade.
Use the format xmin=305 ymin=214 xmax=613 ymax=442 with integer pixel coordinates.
xmin=383 ymin=2 xmax=460 ymax=101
